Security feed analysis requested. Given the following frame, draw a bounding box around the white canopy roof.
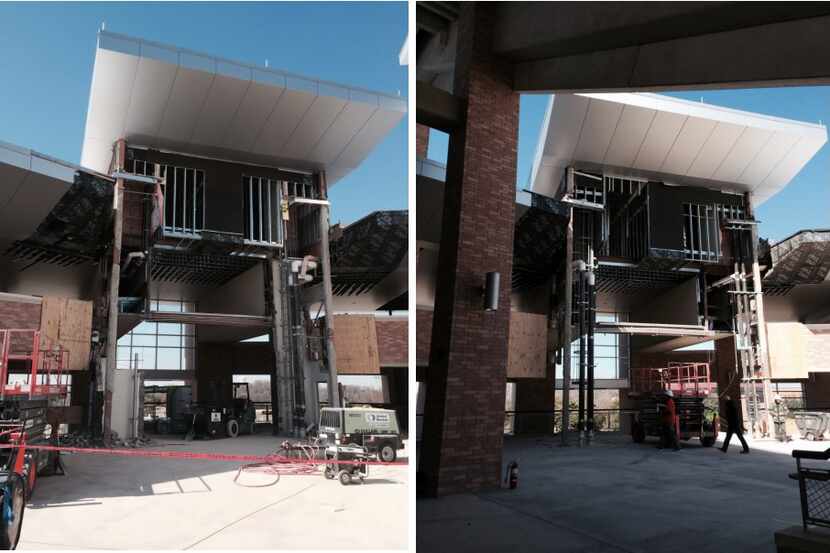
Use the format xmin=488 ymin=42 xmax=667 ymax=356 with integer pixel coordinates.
xmin=0 ymin=140 xmax=98 ymax=250
xmin=81 ymin=31 xmax=406 ymax=184
xmin=530 ymin=93 xmax=827 ymax=205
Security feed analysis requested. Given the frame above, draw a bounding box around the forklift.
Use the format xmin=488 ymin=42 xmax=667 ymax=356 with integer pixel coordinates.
xmin=187 ymin=382 xmax=256 ymax=439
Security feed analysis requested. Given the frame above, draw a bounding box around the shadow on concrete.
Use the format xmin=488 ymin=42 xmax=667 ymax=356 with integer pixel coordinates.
xmin=418 ymin=433 xmax=810 ymax=553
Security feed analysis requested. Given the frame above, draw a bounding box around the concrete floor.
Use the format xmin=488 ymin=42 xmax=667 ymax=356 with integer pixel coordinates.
xmin=20 ymin=434 xmax=408 ymax=550
xmin=418 ymin=432 xmax=826 ymax=553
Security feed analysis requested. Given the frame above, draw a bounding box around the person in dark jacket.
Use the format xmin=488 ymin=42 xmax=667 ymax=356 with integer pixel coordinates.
xmin=658 ymin=390 xmax=680 ymax=451
xmin=720 ymin=394 xmax=749 ymax=454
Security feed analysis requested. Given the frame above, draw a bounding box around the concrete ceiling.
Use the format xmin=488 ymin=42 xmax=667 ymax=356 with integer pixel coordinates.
xmin=530 ymin=93 xmax=827 ymax=206
xmin=81 ymin=31 xmax=406 ymax=185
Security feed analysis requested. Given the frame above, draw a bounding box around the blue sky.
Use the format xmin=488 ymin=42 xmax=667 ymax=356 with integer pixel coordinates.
xmin=0 ymin=1 xmax=407 ymax=225
xmin=428 ymin=87 xmax=829 ymax=243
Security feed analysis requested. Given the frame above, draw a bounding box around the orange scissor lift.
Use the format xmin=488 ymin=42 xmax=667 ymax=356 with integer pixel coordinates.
xmin=0 ymin=329 xmax=68 ymax=549
xmin=629 ymin=362 xmax=719 ymax=447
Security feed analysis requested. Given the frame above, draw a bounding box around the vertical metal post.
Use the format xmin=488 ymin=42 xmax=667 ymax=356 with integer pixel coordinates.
xmin=586 ymin=258 xmax=596 ymax=440
xmin=577 ymin=266 xmax=586 ymax=442
xmin=560 ymin=172 xmax=574 ymax=446
xmin=746 ymin=193 xmax=773 ymax=437
xmin=269 ymin=258 xmax=293 ymax=435
xmin=318 ymin=172 xmax=340 ymax=408
xmin=104 ymin=138 xmax=126 ymax=441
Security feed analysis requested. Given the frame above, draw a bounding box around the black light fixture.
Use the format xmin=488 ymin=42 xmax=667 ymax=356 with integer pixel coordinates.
xmin=484 ymin=271 xmax=500 ymax=311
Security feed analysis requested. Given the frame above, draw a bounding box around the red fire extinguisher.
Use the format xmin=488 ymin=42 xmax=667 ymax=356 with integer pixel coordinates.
xmin=505 ymin=460 xmax=518 ymax=489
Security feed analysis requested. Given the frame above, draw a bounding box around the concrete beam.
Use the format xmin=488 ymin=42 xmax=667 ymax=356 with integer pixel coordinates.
xmin=494 ymin=3 xmax=830 ymax=61
xmin=416 ymin=80 xmax=463 ymax=131
xmin=514 ymin=14 xmax=830 ymax=92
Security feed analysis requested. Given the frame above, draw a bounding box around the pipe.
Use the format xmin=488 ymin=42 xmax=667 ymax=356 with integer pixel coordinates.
xmin=586 ymin=264 xmax=595 ymax=440
xmin=577 ymin=268 xmax=586 ymax=441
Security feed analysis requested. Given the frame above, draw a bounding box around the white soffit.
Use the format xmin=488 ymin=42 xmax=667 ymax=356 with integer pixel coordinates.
xmin=530 ymin=92 xmax=827 ymax=205
xmin=0 ymin=140 xmax=95 ymax=247
xmin=81 ymin=31 xmax=406 ymax=185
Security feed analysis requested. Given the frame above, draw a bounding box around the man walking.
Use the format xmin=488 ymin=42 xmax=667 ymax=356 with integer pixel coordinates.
xmin=720 ymin=394 xmax=749 ymax=454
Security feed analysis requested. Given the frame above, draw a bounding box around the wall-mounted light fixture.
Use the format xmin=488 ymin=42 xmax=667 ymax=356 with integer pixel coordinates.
xmin=484 ymin=271 xmax=500 ymax=311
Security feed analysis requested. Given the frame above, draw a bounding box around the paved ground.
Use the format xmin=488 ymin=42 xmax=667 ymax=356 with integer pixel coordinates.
xmin=20 ymin=434 xmax=408 ymax=550
xmin=418 ymin=432 xmax=827 ymax=553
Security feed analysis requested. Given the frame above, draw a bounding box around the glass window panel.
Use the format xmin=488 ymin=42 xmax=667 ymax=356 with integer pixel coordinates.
xmin=132 ymin=347 xmax=157 ymax=370
xmin=156 ymin=323 xmax=182 ymax=335
xmin=183 ymin=324 xmax=196 ymax=336
xmin=156 ymin=348 xmax=181 ymax=371
xmin=117 ymin=346 xmax=132 ymax=362
xmin=117 ymin=335 xmax=132 ymax=347
xmin=252 ymin=178 xmax=262 ymax=240
xmin=195 ymin=170 xmax=205 ymax=231
xmin=130 ymin=334 xmax=156 ymax=347
xmin=164 ymin=171 xmax=175 ymax=229
xmin=270 ymin=180 xmax=281 ymax=243
xmin=185 ymin=168 xmax=195 ymax=230
xmin=157 ymin=300 xmax=182 ymax=312
xmin=174 ymin=167 xmax=185 ymax=230
xmin=133 ymin=321 xmax=157 ymax=334
xmin=157 ymin=335 xmax=180 ymax=348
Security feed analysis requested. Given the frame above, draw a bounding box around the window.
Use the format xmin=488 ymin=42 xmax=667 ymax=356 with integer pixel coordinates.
xmin=126 ymin=159 xmax=205 ymax=235
xmin=682 ymin=203 xmax=721 ymax=261
xmin=557 ymin=312 xmax=630 ymax=381
xmin=284 ymin=177 xmax=319 ymax=199
xmin=117 ymin=300 xmax=196 ymax=371
xmin=243 ymin=176 xmax=283 ymax=245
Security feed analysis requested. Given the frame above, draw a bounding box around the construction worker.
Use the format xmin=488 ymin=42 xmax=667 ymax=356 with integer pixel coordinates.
xmin=720 ymin=394 xmax=750 ymax=454
xmin=658 ymin=390 xmax=679 ymax=451
xmin=773 ymin=394 xmax=791 ymax=442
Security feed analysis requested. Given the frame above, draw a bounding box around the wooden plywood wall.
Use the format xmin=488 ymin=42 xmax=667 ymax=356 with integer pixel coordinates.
xmin=767 ymin=322 xmax=811 ymax=380
xmin=508 ymin=311 xmax=548 ymax=379
xmin=333 ymin=315 xmax=380 ymax=374
xmin=40 ymin=297 xmax=92 ymax=371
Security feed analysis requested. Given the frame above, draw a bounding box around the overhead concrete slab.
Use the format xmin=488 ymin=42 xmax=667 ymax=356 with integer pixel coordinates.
xmin=82 ymin=31 xmax=406 ymax=186
xmin=530 ymin=93 xmax=827 ymax=206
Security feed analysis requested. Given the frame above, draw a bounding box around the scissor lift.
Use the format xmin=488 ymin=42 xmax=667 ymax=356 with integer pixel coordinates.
xmin=629 ymin=362 xmax=719 ymax=447
xmin=0 ymin=329 xmax=68 ymax=549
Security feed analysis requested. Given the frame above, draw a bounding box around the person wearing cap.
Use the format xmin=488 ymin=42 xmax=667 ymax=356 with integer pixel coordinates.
xmin=658 ymin=390 xmax=680 ymax=451
xmin=720 ymin=394 xmax=749 ymax=454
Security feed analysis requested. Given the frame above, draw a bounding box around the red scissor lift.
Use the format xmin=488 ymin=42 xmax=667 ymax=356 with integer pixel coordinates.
xmin=0 ymin=329 xmax=68 ymax=549
xmin=629 ymin=362 xmax=719 ymax=447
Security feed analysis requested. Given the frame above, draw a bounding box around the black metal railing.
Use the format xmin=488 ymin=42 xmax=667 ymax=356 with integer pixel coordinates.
xmin=791 ymin=448 xmax=830 ymax=529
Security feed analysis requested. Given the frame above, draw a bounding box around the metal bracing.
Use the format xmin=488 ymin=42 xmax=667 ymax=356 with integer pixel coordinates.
xmin=724 ymin=198 xmax=773 ymax=439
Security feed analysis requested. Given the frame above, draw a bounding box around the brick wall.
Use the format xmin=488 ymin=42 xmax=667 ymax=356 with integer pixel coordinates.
xmin=420 ymin=3 xmax=519 ymax=496
xmin=0 ymin=297 xmax=42 ymax=353
xmin=376 ymin=318 xmax=407 ymax=366
xmin=416 ymin=124 xmax=430 ymax=159
xmin=416 ymin=309 xmax=433 ymax=369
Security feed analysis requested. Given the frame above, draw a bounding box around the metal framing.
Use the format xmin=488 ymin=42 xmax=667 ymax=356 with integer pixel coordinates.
xmin=243 ymin=175 xmax=284 ymax=246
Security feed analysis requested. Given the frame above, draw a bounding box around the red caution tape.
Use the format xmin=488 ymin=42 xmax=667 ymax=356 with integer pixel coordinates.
xmin=0 ymin=443 xmax=408 ymax=467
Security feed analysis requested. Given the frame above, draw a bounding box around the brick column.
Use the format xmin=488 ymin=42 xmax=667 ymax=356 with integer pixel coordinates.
xmin=420 ymin=3 xmax=519 ymax=496
xmin=416 ymin=124 xmax=430 ymax=159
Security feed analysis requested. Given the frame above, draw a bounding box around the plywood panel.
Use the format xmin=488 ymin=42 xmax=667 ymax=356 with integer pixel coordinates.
xmin=40 ymin=297 xmax=92 ymax=371
xmin=333 ymin=315 xmax=380 ymax=375
xmin=767 ymin=322 xmax=811 ymax=379
xmin=508 ymin=312 xmax=548 ymax=379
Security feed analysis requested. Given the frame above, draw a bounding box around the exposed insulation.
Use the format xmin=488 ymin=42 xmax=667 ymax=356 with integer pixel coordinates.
xmin=40 ymin=297 xmax=92 ymax=371
xmin=332 ymin=315 xmax=380 ymax=374
xmin=507 ymin=311 xmax=548 ymax=379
